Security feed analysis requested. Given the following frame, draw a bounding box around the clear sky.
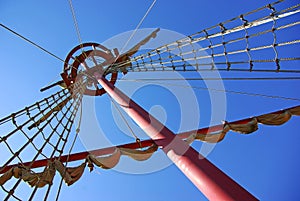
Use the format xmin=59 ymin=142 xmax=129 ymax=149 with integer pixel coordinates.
xmin=0 ymin=0 xmax=300 ymax=201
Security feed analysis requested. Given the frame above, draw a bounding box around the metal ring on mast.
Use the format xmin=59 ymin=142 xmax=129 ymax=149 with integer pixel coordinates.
xmin=61 ymin=42 xmax=126 ymax=96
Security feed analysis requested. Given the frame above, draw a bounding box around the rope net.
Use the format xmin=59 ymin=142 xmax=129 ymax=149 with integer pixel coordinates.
xmin=109 ymin=0 xmax=300 ymax=74
xmin=0 ymin=77 xmax=86 ymax=200
xmin=0 ymin=74 xmax=159 ymax=200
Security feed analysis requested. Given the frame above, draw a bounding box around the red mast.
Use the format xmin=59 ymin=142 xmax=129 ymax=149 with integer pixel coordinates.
xmin=94 ymin=72 xmax=258 ymax=201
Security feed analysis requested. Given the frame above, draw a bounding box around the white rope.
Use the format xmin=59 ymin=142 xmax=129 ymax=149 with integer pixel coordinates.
xmin=104 ymin=0 xmax=157 ymax=75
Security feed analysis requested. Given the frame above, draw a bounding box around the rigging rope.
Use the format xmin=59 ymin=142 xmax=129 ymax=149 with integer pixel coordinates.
xmin=67 ymin=0 xmax=90 ymax=63
xmin=0 ymin=23 xmax=83 ymax=86
xmin=124 ymin=79 xmax=300 ymax=102
xmin=119 ymin=0 xmax=157 ymax=55
xmin=107 ymin=2 xmax=300 ymax=74
xmin=0 ymin=77 xmax=85 ymax=200
xmin=110 ymin=97 xmax=141 ymax=145
xmin=68 ymin=0 xmax=84 ymax=48
xmin=0 ymin=23 xmax=66 ymax=63
xmin=120 ymin=77 xmax=300 ymax=81
xmin=55 ymin=77 xmax=86 ymax=201
xmin=104 ymin=0 xmax=157 ymax=75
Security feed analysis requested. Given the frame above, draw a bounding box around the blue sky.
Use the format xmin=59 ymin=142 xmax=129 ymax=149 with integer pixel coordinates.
xmin=0 ymin=0 xmax=300 ymax=200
